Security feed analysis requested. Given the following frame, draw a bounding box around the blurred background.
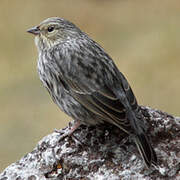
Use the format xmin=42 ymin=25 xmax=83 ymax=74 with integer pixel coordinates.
xmin=0 ymin=0 xmax=180 ymax=171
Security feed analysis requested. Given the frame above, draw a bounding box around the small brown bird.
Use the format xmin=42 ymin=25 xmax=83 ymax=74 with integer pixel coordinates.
xmin=27 ymin=17 xmax=157 ymax=167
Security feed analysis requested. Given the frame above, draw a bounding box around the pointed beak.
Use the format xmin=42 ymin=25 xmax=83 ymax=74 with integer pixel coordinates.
xmin=27 ymin=26 xmax=40 ymax=35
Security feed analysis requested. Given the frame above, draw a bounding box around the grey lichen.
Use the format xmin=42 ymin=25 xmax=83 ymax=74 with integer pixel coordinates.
xmin=0 ymin=106 xmax=179 ymax=180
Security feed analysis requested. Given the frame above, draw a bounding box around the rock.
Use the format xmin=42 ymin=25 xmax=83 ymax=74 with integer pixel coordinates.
xmin=0 ymin=106 xmax=179 ymax=180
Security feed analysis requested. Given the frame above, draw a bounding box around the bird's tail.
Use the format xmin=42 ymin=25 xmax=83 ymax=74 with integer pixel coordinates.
xmin=124 ymin=106 xmax=157 ymax=167
xmin=113 ymin=85 xmax=157 ymax=167
xmin=123 ymin=105 xmax=157 ymax=167
xmin=134 ymin=133 xmax=157 ymax=167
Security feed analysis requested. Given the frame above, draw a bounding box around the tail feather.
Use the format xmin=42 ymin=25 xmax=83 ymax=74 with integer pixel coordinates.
xmin=134 ymin=133 xmax=157 ymax=167
xmin=113 ymin=86 xmax=157 ymax=167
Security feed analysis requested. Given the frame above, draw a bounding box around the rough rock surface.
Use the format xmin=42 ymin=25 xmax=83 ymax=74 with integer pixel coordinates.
xmin=0 ymin=106 xmax=180 ymax=180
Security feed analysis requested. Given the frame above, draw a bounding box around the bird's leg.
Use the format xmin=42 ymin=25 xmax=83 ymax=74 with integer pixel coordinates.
xmin=68 ymin=120 xmax=81 ymax=136
xmin=54 ymin=120 xmax=81 ymax=141
xmin=55 ymin=120 xmax=88 ymax=147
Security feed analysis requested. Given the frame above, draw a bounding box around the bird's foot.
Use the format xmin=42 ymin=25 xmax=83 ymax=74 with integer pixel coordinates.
xmin=54 ymin=120 xmax=81 ymax=143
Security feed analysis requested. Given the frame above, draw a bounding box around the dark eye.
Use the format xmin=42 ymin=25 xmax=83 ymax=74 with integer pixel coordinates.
xmin=47 ymin=26 xmax=55 ymax=32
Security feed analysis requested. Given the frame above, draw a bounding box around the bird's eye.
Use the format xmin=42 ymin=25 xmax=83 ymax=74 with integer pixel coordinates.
xmin=47 ymin=26 xmax=55 ymax=33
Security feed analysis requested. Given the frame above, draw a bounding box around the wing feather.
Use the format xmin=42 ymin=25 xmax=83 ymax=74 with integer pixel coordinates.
xmin=62 ymin=77 xmax=131 ymax=132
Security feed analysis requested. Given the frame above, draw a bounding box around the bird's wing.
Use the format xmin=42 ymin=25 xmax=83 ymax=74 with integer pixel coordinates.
xmin=117 ymin=71 xmax=139 ymax=112
xmin=53 ymin=48 xmax=139 ymax=133
xmin=60 ymin=74 xmax=130 ymax=133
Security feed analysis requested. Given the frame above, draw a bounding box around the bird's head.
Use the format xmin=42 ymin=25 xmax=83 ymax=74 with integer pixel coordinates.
xmin=27 ymin=17 xmax=82 ymax=51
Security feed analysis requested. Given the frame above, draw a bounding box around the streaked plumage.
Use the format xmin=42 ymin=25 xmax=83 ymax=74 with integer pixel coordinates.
xmin=27 ymin=17 xmax=157 ymax=167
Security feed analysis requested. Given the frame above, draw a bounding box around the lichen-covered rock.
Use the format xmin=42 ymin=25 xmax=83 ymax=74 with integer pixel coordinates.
xmin=0 ymin=106 xmax=179 ymax=180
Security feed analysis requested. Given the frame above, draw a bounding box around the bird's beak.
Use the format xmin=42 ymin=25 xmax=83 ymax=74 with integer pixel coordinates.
xmin=27 ymin=26 xmax=40 ymax=35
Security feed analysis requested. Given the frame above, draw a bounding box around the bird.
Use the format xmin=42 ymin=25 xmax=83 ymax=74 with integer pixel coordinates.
xmin=27 ymin=17 xmax=157 ymax=167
